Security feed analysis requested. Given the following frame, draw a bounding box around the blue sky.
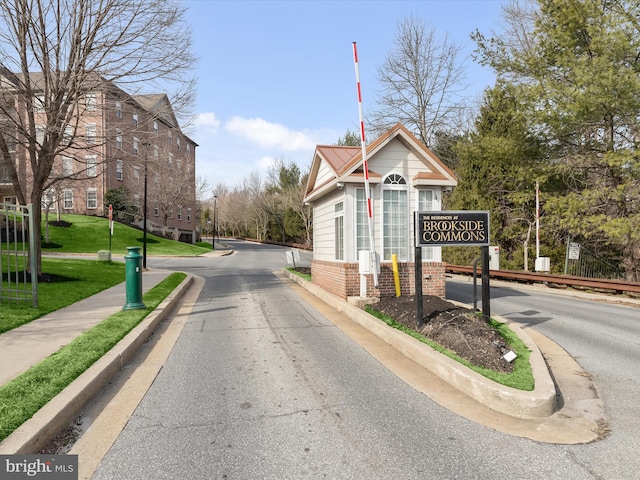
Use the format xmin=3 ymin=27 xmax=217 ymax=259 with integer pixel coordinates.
xmin=183 ymin=0 xmax=508 ymax=193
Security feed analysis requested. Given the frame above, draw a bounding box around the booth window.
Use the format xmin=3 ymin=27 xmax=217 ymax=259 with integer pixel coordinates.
xmin=334 ymin=201 xmax=344 ymax=260
xmin=383 ymin=174 xmax=408 ymax=261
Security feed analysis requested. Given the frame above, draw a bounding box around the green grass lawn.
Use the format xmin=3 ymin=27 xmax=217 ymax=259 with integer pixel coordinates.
xmin=42 ymin=214 xmax=211 ymax=256
xmin=1 ymin=258 xmax=126 ymax=334
xmin=0 ymin=214 xmax=198 ymax=443
xmin=0 ymin=272 xmax=187 ymax=443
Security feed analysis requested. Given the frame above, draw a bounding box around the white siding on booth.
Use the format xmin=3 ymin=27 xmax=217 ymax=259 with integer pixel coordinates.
xmin=313 ymin=189 xmax=345 ymax=261
xmin=316 ymin=161 xmax=334 ymax=187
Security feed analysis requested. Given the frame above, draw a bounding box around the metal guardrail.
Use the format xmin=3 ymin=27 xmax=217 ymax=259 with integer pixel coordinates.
xmin=445 ymin=264 xmax=640 ymax=295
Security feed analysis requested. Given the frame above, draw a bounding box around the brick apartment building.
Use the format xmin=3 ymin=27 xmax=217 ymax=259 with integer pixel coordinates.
xmin=1 ymin=75 xmax=198 ymax=243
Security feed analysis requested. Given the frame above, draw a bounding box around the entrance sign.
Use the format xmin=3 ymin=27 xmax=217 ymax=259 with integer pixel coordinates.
xmin=414 ymin=211 xmax=492 ymax=327
xmin=416 ymin=211 xmax=490 ymax=247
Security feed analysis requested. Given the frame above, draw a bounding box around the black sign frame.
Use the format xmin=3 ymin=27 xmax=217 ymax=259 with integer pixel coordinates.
xmin=415 ymin=210 xmax=490 ymax=247
xmin=414 ymin=210 xmax=491 ymax=326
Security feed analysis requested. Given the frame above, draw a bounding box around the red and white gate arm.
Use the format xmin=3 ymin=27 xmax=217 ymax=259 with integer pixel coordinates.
xmin=352 ymin=41 xmax=378 ymax=287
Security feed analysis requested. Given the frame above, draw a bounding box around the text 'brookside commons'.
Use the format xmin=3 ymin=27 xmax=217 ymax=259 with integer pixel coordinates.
xmin=416 ymin=211 xmax=490 ymax=246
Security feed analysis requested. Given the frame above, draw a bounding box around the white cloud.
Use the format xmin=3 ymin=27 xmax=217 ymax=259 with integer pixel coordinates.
xmin=194 ymin=112 xmax=221 ymax=132
xmin=225 ymin=116 xmax=318 ymax=151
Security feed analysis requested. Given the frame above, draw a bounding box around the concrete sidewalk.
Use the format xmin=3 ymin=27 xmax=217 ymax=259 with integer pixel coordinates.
xmin=0 ymin=269 xmax=173 ymax=386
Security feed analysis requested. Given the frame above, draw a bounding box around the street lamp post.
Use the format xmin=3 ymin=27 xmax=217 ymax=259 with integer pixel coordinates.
xmin=142 ymin=141 xmax=150 ymax=269
xmin=212 ymin=195 xmax=217 ymax=251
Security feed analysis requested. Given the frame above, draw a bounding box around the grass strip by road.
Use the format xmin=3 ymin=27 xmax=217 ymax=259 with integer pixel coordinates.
xmin=365 ymin=307 xmax=534 ymax=391
xmin=1 ymin=259 xmax=126 ymax=334
xmin=0 ymin=272 xmax=187 ymax=443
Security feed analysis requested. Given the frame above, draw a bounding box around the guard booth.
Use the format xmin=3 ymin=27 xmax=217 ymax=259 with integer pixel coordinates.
xmin=302 ymin=123 xmax=458 ymax=300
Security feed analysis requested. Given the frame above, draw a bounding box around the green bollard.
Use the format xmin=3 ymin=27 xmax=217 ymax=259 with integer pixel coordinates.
xmin=123 ymin=246 xmax=146 ymax=310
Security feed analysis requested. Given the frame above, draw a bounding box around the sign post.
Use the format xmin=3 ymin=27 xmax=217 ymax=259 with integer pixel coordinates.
xmin=415 ymin=211 xmax=491 ymax=325
xmin=108 ymin=204 xmax=113 ymax=254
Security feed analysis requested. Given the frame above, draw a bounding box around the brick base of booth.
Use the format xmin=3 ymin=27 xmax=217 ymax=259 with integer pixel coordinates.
xmin=311 ymin=259 xmax=446 ymax=299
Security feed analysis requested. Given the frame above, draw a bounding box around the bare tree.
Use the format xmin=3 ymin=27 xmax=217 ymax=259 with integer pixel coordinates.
xmin=146 ymin=143 xmax=194 ymax=236
xmin=0 ymin=0 xmax=196 ymax=273
xmin=370 ymin=14 xmax=467 ymax=147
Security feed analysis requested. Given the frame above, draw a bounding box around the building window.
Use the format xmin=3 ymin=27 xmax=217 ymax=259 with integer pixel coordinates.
xmin=86 ymin=93 xmax=96 ymax=111
xmin=418 ymin=189 xmax=435 ymax=261
xmin=116 ymin=129 xmax=122 ymax=149
xmin=115 ymin=101 xmax=122 ymax=119
xmin=154 ymin=202 xmax=159 ymax=216
xmin=177 ymin=206 xmax=182 ymax=221
xmin=168 ymin=153 xmax=173 ymax=169
xmin=334 ymin=201 xmax=344 ymax=260
xmin=116 ymin=160 xmax=123 ymax=180
xmin=168 ymin=131 xmax=172 ymax=145
xmin=62 ymin=125 xmax=73 ymax=146
xmin=356 ymin=188 xmax=372 ymax=251
xmin=153 ymin=121 xmax=158 ymax=135
xmin=133 ymin=165 xmax=140 ymax=180
xmin=62 ymin=156 xmax=73 ymax=176
xmin=36 ymin=125 xmax=45 ymax=145
xmin=86 ymin=155 xmax=97 ymax=177
xmin=4 ymin=196 xmax=17 ymax=209
xmin=87 ymin=188 xmax=97 ymax=209
xmin=86 ymin=123 xmax=96 ymax=144
xmin=133 ymin=194 xmax=140 ymax=207
xmin=4 ymin=131 xmax=16 ymax=152
xmin=187 ymin=144 xmax=191 ymax=154
xmin=176 ymin=137 xmax=181 ymax=151
xmin=187 ymin=208 xmax=192 ymax=222
xmin=33 ymin=95 xmax=45 ymax=113
xmin=133 ymin=112 xmax=138 ymax=126
xmin=133 ymin=137 xmax=139 ymax=155
xmin=383 ymin=174 xmax=408 ymax=261
xmin=154 ymin=145 xmax=159 ymax=159
xmin=63 ymin=189 xmax=73 ymax=209
xmin=42 ymin=191 xmax=55 ymax=210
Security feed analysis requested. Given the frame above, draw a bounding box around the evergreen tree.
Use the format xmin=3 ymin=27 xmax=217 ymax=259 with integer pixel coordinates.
xmin=473 ymin=0 xmax=640 ymax=280
xmin=448 ymin=82 xmax=545 ymax=269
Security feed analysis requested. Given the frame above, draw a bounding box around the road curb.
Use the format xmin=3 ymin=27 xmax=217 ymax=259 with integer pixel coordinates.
xmin=0 ymin=274 xmax=193 ymax=455
xmin=282 ymin=269 xmax=557 ymax=419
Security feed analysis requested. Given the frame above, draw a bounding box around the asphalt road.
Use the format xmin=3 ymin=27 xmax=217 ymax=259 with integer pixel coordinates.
xmin=89 ymin=240 xmax=638 ymax=479
xmin=447 ymin=276 xmax=640 ymax=480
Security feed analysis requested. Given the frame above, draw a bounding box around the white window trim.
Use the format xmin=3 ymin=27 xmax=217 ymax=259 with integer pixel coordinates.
xmin=63 ymin=189 xmax=73 ymax=209
xmin=85 ymin=123 xmax=96 ymax=144
xmin=382 ymin=174 xmax=410 ymax=262
xmin=62 ymin=156 xmax=73 ymax=176
xmin=86 ymin=155 xmax=97 ymax=177
xmin=116 ymin=160 xmax=123 ymax=181
xmin=416 ymin=188 xmax=437 ymax=261
xmin=87 ymin=188 xmax=98 ymax=209
xmin=86 ymin=93 xmax=97 ymax=112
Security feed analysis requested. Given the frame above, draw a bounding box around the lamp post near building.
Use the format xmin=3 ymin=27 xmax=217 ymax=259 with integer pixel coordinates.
xmin=212 ymin=195 xmax=217 ymax=251
xmin=142 ymin=142 xmax=150 ymax=269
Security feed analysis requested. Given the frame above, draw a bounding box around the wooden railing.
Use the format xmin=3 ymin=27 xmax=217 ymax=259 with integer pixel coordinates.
xmin=445 ymin=264 xmax=640 ymax=295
